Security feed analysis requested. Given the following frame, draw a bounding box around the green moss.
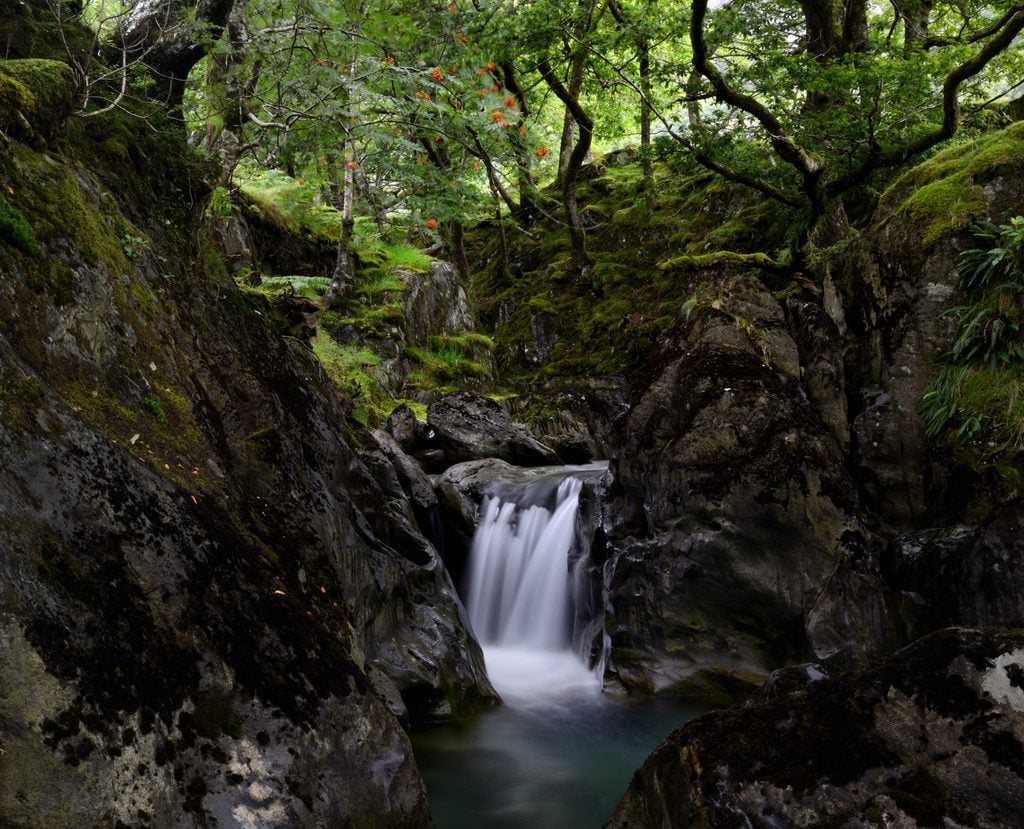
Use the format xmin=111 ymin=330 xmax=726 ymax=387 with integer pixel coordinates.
xmin=0 ymin=59 xmax=74 ymax=139
xmin=659 ymin=250 xmax=785 ymax=273
xmin=0 ymin=68 xmax=34 ymax=135
xmin=0 ymin=193 xmax=37 ymax=253
xmin=142 ymin=395 xmax=166 ymax=423
xmin=311 ymin=331 xmax=394 ymax=427
xmin=405 ymin=341 xmax=489 ymax=389
xmin=255 ymin=275 xmax=331 ymax=299
xmin=881 ymin=122 xmax=1024 ymax=248
xmin=6 ymin=144 xmax=131 ymax=272
xmin=468 ymin=153 xmax=788 ymax=380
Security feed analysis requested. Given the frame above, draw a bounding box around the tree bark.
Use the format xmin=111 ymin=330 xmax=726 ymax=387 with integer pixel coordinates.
xmin=538 ymin=57 xmax=594 ymax=279
xmin=116 ymin=0 xmax=238 ymax=110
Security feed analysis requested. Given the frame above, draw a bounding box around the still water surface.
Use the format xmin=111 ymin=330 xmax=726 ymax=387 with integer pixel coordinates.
xmin=412 ymin=649 xmax=705 ymax=829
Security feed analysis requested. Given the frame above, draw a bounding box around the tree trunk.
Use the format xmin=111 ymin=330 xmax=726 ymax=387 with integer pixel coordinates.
xmin=556 ymin=50 xmax=586 ymax=187
xmin=203 ymin=1 xmax=251 ymax=184
xmin=322 ymin=154 xmax=355 ymax=310
xmin=116 ymin=0 xmax=238 ymax=111
xmin=501 ymin=62 xmax=541 ymax=220
xmin=893 ymin=0 xmax=933 ymax=53
xmin=638 ymin=39 xmax=653 ymax=187
xmin=538 ymin=58 xmax=594 ymax=280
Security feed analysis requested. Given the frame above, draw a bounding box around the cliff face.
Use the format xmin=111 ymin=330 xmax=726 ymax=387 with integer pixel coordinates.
xmin=0 ymin=70 xmax=492 ymax=826
xmin=592 ymin=123 xmax=1024 ymax=699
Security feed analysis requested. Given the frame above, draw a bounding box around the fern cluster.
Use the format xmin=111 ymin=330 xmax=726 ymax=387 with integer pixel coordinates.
xmin=922 ymin=217 xmax=1024 ymax=449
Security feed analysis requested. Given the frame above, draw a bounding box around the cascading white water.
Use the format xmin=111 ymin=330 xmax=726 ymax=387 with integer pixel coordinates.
xmin=465 ymin=473 xmax=601 ymax=704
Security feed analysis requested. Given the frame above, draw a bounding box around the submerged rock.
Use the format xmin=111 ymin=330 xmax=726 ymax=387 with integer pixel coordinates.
xmin=608 ymin=627 xmax=1024 ymax=829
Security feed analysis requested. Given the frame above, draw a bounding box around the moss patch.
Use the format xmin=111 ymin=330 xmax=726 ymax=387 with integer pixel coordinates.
xmin=0 ymin=192 xmax=37 ymax=253
xmin=879 ymin=122 xmax=1024 ymax=248
xmin=0 ymin=59 xmax=74 ymax=139
xmin=467 ymin=153 xmax=792 ymax=379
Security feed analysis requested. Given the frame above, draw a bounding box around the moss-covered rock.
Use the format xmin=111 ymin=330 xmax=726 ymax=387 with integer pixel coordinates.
xmin=0 ymin=72 xmax=494 ymax=829
xmin=878 ymin=122 xmax=1024 ymax=249
xmin=0 ymin=58 xmax=75 ymax=141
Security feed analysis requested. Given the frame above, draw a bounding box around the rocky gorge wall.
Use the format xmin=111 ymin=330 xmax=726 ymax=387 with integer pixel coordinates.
xmin=591 ymin=124 xmax=1024 ymax=702
xmin=596 ymin=126 xmax=1024 ymax=824
xmin=0 ymin=67 xmax=495 ymax=826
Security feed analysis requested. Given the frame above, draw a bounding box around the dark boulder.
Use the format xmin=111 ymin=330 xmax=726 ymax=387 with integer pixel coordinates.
xmin=425 ymin=391 xmax=559 ymax=471
xmin=608 ymin=627 xmax=1024 ymax=828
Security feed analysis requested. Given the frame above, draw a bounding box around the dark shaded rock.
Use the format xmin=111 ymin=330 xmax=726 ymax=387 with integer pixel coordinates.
xmin=808 ymin=500 xmax=1024 ymax=664
xmin=805 ymin=532 xmax=908 ymax=664
xmin=0 ymin=122 xmax=492 ymax=827
xmin=402 ymin=261 xmax=476 ymax=345
xmin=385 ymin=403 xmax=431 ymax=451
xmin=603 ymin=273 xmax=862 ymax=698
xmin=426 ymin=391 xmax=559 ymax=471
xmin=884 ymin=499 xmax=1024 ymax=639
xmin=526 ymin=309 xmax=560 ymax=366
xmin=434 ymin=458 xmax=518 ymax=587
xmin=506 ymin=374 xmax=629 ymax=462
xmin=784 ymin=297 xmax=849 ymax=451
xmin=608 ymin=628 xmax=1024 ymax=829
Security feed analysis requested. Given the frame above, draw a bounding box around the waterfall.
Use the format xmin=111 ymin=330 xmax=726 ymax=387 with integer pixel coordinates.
xmin=465 ymin=469 xmax=603 ymax=703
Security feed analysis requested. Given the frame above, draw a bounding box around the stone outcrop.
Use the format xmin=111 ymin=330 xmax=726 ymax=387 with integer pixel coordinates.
xmin=603 ymin=272 xmax=862 ymax=700
xmin=0 ymin=107 xmax=493 ymax=826
xmin=385 ymin=391 xmax=559 ymax=473
xmin=402 ymin=261 xmax=476 ymax=345
xmin=608 ymin=628 xmax=1024 ymax=829
xmin=808 ymin=499 xmax=1024 ymax=662
xmin=828 ymin=122 xmax=1024 ymax=530
xmin=428 ymin=391 xmax=559 ymax=468
xmin=505 ymin=374 xmax=629 ymax=463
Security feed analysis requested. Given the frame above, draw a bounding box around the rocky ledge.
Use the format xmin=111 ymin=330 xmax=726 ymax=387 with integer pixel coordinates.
xmin=608 ymin=627 xmax=1024 ymax=828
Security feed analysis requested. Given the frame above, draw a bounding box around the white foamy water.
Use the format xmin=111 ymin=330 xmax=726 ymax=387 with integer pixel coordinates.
xmin=414 ymin=466 xmax=705 ymax=828
xmin=465 ymin=473 xmax=603 ymax=705
xmin=482 ymin=645 xmax=601 ymax=706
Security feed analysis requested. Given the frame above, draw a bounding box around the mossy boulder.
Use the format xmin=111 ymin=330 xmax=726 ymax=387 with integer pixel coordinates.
xmin=0 ymin=59 xmax=75 ymax=141
xmin=829 ymin=122 xmax=1024 ymax=530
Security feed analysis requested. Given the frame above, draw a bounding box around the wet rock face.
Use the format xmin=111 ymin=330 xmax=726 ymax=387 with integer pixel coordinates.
xmin=883 ymin=499 xmax=1024 ymax=639
xmin=608 ymin=628 xmax=1024 ymax=829
xmin=829 ymin=168 xmax=1024 ymax=531
xmin=807 ymin=499 xmax=1024 ymax=664
xmin=0 ymin=131 xmax=492 ymax=826
xmin=604 ymin=273 xmax=861 ymax=699
xmin=422 ymin=391 xmax=559 ymax=471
